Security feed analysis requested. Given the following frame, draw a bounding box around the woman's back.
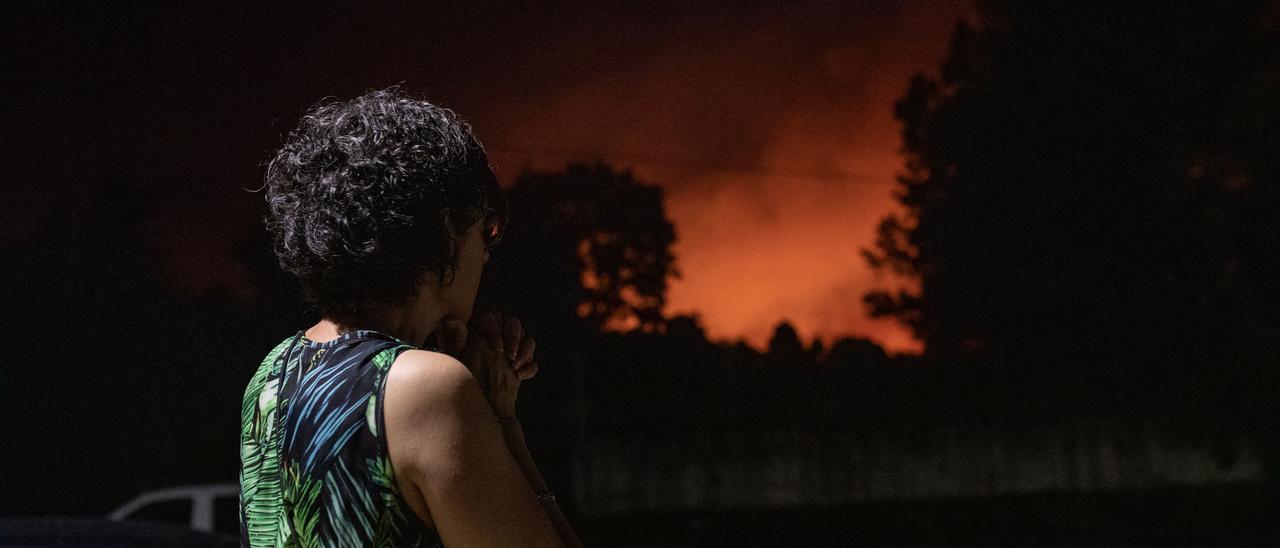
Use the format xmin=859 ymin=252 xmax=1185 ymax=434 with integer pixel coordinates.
xmin=238 ymin=329 xmax=443 ymax=547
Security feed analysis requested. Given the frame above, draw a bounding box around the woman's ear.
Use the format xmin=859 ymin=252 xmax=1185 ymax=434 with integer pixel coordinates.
xmin=416 ymin=263 xmax=448 ymax=291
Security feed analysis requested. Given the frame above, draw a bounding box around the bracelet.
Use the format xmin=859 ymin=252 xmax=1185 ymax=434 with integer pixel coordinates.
xmin=534 ymin=489 xmax=556 ymax=503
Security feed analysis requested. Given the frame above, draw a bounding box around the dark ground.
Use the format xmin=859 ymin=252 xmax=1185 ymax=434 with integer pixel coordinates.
xmin=573 ymin=482 xmax=1279 ymax=547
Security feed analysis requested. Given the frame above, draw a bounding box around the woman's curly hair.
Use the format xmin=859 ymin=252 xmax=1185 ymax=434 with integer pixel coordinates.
xmin=262 ymin=87 xmax=503 ymax=321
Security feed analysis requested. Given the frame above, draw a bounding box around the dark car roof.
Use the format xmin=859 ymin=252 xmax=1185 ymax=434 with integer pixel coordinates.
xmin=0 ymin=517 xmax=236 ymax=548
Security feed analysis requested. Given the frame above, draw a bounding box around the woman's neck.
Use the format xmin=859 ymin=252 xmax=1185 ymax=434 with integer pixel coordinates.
xmin=309 ymin=302 xmax=443 ymax=347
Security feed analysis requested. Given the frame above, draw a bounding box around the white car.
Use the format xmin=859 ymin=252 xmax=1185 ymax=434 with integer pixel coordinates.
xmin=108 ymin=483 xmax=239 ymax=535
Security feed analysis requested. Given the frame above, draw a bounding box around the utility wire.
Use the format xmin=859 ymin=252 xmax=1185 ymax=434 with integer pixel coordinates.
xmin=485 ymin=144 xmax=898 ymax=186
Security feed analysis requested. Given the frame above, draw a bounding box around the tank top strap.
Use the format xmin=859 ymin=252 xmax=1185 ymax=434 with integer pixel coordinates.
xmin=293 ymin=328 xmax=438 ymax=352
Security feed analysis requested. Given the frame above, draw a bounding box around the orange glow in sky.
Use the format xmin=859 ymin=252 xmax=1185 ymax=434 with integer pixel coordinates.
xmin=484 ymin=1 xmax=968 ymax=355
xmin=95 ymin=1 xmax=973 ymax=357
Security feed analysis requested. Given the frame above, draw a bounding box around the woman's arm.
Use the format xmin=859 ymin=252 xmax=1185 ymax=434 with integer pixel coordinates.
xmin=498 ymin=416 xmax=583 ymax=548
xmin=383 ymin=350 xmax=566 ymax=547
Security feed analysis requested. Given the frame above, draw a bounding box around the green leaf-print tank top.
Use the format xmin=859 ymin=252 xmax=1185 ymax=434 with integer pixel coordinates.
xmin=239 ymin=329 xmax=444 ymax=547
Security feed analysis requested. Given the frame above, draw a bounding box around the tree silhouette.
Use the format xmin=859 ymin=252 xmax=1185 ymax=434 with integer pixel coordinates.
xmin=663 ymin=313 xmax=709 ymax=346
xmin=767 ymin=321 xmax=803 ymax=356
xmin=823 ymin=337 xmax=889 ymax=369
xmin=862 ymin=0 xmax=1280 ymax=415
xmin=477 ymin=161 xmax=680 ymax=339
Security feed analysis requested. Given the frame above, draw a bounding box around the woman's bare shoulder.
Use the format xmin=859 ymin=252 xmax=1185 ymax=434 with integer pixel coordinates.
xmin=383 ymin=349 xmax=479 ymax=413
xmin=381 ymin=349 xmax=487 ymax=490
xmin=382 ymin=350 xmax=560 ymax=546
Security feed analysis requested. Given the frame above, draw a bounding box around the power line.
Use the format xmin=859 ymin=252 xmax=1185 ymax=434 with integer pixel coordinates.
xmin=484 ymin=144 xmax=899 ymax=186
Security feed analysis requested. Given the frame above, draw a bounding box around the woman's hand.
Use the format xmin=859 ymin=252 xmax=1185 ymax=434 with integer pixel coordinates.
xmin=436 ymin=311 xmax=539 ymax=419
xmin=498 ymin=313 xmax=540 ymax=382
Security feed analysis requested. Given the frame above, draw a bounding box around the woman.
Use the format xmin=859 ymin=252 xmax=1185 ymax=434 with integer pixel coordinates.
xmin=239 ymin=87 xmax=582 ymax=547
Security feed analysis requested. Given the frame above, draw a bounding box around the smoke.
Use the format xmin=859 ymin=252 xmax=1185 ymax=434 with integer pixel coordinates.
xmin=481 ymin=0 xmax=971 ymax=353
xmin=5 ymin=1 xmax=970 ymax=353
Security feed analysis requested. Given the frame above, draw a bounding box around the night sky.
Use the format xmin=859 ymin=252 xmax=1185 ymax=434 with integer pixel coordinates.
xmin=4 ymin=1 xmax=973 ymax=354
